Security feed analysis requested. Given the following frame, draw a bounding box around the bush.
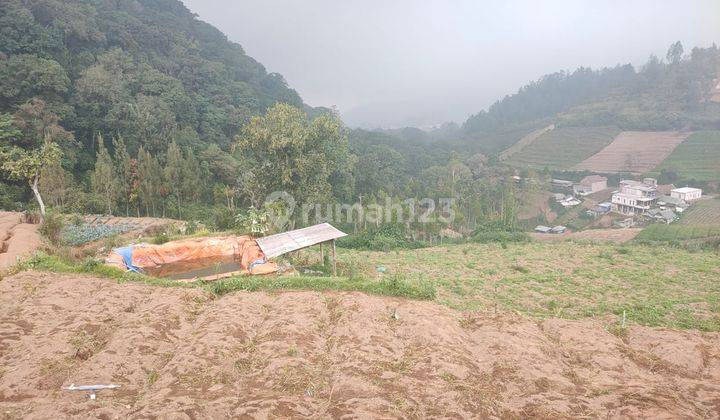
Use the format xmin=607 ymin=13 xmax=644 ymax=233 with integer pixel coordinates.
xmin=39 ymin=212 xmax=64 ymax=245
xmin=337 ymin=225 xmax=427 ymax=251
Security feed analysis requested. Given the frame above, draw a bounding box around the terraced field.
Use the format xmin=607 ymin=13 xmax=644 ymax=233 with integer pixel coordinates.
xmin=505 ymin=126 xmax=620 ymax=170
xmin=574 ymin=131 xmax=690 ymax=174
xmin=498 ymin=124 xmax=555 ymax=161
xmin=678 ymin=198 xmax=720 ymax=227
xmin=653 ymin=131 xmax=720 ymax=181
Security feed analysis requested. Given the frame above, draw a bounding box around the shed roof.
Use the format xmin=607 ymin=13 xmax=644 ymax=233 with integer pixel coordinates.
xmin=580 ymin=175 xmax=607 ymax=185
xmin=672 ymin=187 xmax=702 ymax=194
xmin=256 ymin=223 xmax=348 ymax=258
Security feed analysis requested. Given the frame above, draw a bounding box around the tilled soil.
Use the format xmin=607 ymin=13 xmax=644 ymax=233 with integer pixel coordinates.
xmin=0 ymin=212 xmax=41 ymax=271
xmin=1 ymin=271 xmax=719 ymax=419
xmin=575 ymin=131 xmax=690 ymax=173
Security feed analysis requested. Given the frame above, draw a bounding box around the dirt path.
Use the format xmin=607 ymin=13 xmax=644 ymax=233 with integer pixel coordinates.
xmin=1 ymin=272 xmax=718 ymax=418
xmin=0 ymin=212 xmax=41 ymax=271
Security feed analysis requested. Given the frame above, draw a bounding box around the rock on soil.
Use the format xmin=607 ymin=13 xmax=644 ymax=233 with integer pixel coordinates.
xmin=1 ymin=271 xmax=719 ymax=418
xmin=0 ymin=212 xmax=41 ymax=271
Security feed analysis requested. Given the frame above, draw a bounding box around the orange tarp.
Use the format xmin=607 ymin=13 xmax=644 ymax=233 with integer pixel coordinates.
xmin=106 ymin=236 xmax=278 ymax=278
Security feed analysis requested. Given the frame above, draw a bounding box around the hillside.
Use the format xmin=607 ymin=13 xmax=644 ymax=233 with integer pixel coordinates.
xmin=653 ymin=131 xmax=720 ymax=181
xmin=0 ymin=0 xmax=304 ymax=161
xmin=504 ymin=126 xmax=620 ymax=170
xmin=459 ymin=44 xmax=720 ymax=176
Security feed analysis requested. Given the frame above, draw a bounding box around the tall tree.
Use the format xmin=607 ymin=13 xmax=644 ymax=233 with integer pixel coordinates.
xmin=113 ymin=136 xmax=133 ymax=216
xmin=0 ymin=100 xmax=71 ymax=217
xmin=164 ymin=141 xmax=183 ymax=218
xmin=234 ymin=104 xmax=349 ymax=209
xmin=666 ymin=41 xmax=684 ymax=65
xmin=91 ymin=134 xmax=118 ymax=215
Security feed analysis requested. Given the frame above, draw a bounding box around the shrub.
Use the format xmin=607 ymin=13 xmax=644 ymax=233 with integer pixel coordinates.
xmin=39 ymin=212 xmax=64 ymax=245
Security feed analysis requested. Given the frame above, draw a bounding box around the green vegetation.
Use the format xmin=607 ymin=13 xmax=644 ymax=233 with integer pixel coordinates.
xmin=637 ymin=224 xmax=720 ymax=241
xmin=678 ymin=198 xmax=720 ymax=226
xmin=654 ymin=131 xmax=720 ymax=181
xmin=15 ymin=239 xmax=719 ymax=331
xmin=342 ymin=241 xmax=720 ymax=331
xmin=13 ymin=252 xmax=436 ymax=301
xmin=506 ymin=126 xmax=620 ymax=170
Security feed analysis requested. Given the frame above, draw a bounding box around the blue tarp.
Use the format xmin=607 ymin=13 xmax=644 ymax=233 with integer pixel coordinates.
xmin=113 ymin=246 xmax=143 ymax=273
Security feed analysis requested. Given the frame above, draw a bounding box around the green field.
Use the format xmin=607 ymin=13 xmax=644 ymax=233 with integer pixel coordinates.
xmin=343 ymin=241 xmax=720 ymax=331
xmin=505 ymin=126 xmax=620 ymax=170
xmin=19 ymin=239 xmax=720 ymax=331
xmin=636 ymin=224 xmax=720 ymax=241
xmin=678 ymin=198 xmax=720 ymax=226
xmin=654 ymin=131 xmax=720 ymax=181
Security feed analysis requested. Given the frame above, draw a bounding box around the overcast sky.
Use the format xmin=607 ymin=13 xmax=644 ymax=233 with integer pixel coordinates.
xmin=181 ymin=0 xmax=720 ymax=128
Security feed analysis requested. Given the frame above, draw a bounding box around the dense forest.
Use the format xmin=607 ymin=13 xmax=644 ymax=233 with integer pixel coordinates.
xmin=1 ymin=0 xmax=719 ymax=244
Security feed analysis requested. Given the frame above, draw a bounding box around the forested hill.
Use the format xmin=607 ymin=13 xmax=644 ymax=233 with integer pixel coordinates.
xmin=460 ymin=43 xmax=720 ymax=154
xmin=0 ymin=0 xmax=304 ymax=166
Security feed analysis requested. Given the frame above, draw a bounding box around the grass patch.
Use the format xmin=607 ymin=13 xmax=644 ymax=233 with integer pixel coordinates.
xmin=16 ymin=253 xmax=435 ymax=301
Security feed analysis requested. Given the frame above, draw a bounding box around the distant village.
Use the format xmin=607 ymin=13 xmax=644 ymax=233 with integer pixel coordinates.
xmin=535 ymin=175 xmax=703 ymax=234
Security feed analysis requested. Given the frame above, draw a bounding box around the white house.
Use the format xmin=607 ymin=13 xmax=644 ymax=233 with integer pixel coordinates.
xmin=671 ymin=187 xmax=702 ymax=202
xmin=573 ymin=175 xmax=608 ymax=196
xmin=611 ymin=179 xmax=658 ymax=215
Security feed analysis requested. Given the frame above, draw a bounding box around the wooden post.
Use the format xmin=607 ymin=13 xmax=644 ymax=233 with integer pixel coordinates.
xmin=331 ymin=239 xmax=337 ymax=276
xmin=320 ymin=242 xmax=324 ymax=266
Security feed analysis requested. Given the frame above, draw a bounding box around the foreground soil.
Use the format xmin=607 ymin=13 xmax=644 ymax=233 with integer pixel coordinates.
xmin=0 ymin=212 xmax=41 ymax=271
xmin=1 ymin=272 xmax=719 ymax=419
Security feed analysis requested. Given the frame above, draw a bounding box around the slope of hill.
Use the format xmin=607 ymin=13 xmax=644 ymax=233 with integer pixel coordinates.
xmin=574 ymin=131 xmax=691 ymax=174
xmin=505 ymin=126 xmax=620 ymax=170
xmin=461 ymin=44 xmax=720 ymax=173
xmin=498 ymin=124 xmax=555 ymax=161
xmin=653 ymin=131 xmax=720 ymax=181
xmin=0 ymin=0 xmax=304 ymax=160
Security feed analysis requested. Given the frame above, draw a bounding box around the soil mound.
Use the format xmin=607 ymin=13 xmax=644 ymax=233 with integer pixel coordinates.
xmin=1 ymin=271 xmax=718 ymax=418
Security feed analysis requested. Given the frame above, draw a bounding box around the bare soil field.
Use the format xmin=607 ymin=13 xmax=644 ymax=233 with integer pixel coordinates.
xmin=0 ymin=212 xmax=41 ymax=271
xmin=1 ymin=271 xmax=719 ymax=418
xmin=574 ymin=131 xmax=691 ymax=173
xmin=530 ymin=228 xmax=642 ymax=243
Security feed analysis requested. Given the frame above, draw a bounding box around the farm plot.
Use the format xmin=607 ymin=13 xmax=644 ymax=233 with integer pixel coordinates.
xmin=636 ymin=224 xmax=720 ymax=242
xmin=654 ymin=131 xmax=720 ymax=181
xmin=506 ymin=126 xmax=620 ymax=170
xmin=574 ymin=131 xmax=690 ymax=174
xmin=678 ymin=198 xmax=720 ymax=226
xmin=498 ymin=124 xmax=555 ymax=161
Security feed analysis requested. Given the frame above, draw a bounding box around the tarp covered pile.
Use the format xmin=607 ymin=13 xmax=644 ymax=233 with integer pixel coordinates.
xmin=106 ymin=236 xmax=278 ymax=279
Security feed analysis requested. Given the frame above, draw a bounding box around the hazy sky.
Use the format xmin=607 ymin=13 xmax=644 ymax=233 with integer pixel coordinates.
xmin=181 ymin=0 xmax=720 ymax=128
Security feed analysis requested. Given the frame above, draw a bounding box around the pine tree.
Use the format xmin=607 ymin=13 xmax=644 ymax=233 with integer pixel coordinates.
xmin=91 ymin=134 xmax=118 ymax=215
xmin=113 ymin=136 xmax=132 ymax=216
xmin=164 ymin=141 xmax=183 ymax=218
xmin=182 ymin=147 xmax=202 ymax=204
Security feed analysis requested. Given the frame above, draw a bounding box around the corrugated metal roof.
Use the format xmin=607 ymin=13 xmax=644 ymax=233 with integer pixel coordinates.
xmin=256 ymin=223 xmax=348 ymax=258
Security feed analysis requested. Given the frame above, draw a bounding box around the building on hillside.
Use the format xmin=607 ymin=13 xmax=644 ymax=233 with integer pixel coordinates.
xmin=534 ymin=225 xmax=552 ymax=233
xmin=671 ymin=187 xmax=702 ymax=202
xmin=552 ymin=179 xmax=574 ymax=189
xmin=550 ymin=226 xmax=567 ymax=234
xmin=647 ymin=208 xmax=677 ymax=224
xmin=657 ymin=195 xmax=689 ymax=213
xmin=611 ymin=178 xmax=658 ymax=215
xmin=587 ymin=202 xmax=612 ymax=218
xmin=573 ymin=175 xmax=608 ymax=196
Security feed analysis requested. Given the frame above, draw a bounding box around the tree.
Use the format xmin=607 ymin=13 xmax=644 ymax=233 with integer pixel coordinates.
xmin=91 ymin=134 xmax=118 ymax=215
xmin=666 ymin=41 xmax=684 ymax=65
xmin=234 ymin=104 xmax=349 ymax=209
xmin=0 ymin=100 xmax=71 ymax=217
xmin=164 ymin=141 xmax=183 ymax=218
xmin=113 ymin=136 xmax=133 ymax=216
